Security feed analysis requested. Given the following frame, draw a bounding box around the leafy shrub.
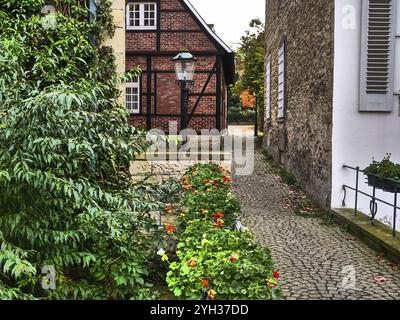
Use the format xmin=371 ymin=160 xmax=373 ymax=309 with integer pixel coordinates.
xmin=228 ymin=106 xmax=255 ymax=125
xmin=165 ymin=163 xmax=282 ymax=300
xmin=179 ymin=163 xmax=239 ymax=227
xmin=0 ymin=0 xmax=168 ymax=300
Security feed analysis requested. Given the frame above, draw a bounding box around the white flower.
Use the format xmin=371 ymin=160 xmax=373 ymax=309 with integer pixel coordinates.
xmin=157 ymin=248 xmax=165 ymax=256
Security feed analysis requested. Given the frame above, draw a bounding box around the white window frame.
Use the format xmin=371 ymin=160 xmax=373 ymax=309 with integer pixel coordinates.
xmin=126 ymin=2 xmax=157 ymax=30
xmin=265 ymin=57 xmax=271 ymax=120
xmin=277 ymin=42 xmax=286 ymax=119
xmin=126 ymin=77 xmax=140 ymax=114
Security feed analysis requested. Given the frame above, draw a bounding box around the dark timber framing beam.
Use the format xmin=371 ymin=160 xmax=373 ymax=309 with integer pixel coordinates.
xmin=127 ymin=51 xmax=224 ymax=56
xmin=154 ymin=71 xmax=158 ymax=115
xmin=146 ymin=56 xmax=152 ymax=130
xmin=187 ymin=63 xmax=217 ymax=124
xmin=216 ymin=56 xmax=222 ymax=131
xmin=132 ymin=114 xmax=216 ymax=118
xmin=153 ymin=70 xmax=216 ymax=74
xmin=156 ymin=0 xmax=161 ymax=51
xmin=126 ymin=29 xmax=203 ymax=33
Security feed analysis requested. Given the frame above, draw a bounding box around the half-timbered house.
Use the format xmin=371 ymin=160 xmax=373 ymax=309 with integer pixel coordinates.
xmin=124 ymin=0 xmax=235 ymax=132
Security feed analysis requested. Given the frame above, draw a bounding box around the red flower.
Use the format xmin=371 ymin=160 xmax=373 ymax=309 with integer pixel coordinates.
xmin=211 ymin=213 xmax=224 ymax=221
xmin=201 ymin=280 xmax=209 ymax=287
xmin=166 ymin=206 xmax=173 ymax=214
xmin=165 ymin=224 xmax=177 ymax=234
xmin=222 ymin=177 xmax=233 ymax=184
xmin=230 ymin=256 xmax=235 ymax=263
xmin=273 ymin=271 xmax=280 ymax=279
xmin=268 ymin=283 xmax=275 ymax=289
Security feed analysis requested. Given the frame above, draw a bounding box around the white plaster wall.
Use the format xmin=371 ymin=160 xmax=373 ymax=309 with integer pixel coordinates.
xmin=103 ymin=0 xmax=126 ymax=103
xmin=332 ymin=0 xmax=400 ymax=230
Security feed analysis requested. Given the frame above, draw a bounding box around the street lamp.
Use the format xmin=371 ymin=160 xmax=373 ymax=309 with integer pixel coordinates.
xmin=172 ymin=51 xmax=197 ymax=130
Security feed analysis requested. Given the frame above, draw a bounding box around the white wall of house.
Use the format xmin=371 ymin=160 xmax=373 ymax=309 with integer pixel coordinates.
xmin=332 ymin=0 xmax=400 ymax=230
xmin=104 ymin=0 xmax=126 ymax=104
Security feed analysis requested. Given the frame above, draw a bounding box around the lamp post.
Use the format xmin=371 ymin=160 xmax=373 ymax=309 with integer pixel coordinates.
xmin=172 ymin=52 xmax=197 ymax=130
xmin=254 ymin=95 xmax=258 ymax=137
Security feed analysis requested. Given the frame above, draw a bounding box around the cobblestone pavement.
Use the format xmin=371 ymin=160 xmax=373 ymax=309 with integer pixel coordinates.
xmin=234 ymin=149 xmax=400 ymax=300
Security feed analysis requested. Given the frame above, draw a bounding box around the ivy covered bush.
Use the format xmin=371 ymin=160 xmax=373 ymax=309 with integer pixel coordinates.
xmin=0 ymin=0 xmax=169 ymax=299
xmin=165 ymin=163 xmax=283 ymax=300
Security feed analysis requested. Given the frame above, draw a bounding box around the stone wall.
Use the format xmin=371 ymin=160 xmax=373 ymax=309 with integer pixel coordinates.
xmin=264 ymin=0 xmax=334 ymax=209
xmin=130 ymin=159 xmax=232 ymax=183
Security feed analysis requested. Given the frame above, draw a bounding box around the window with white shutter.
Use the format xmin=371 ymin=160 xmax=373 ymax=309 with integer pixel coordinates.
xmin=265 ymin=57 xmax=271 ymax=120
xmin=360 ymin=0 xmax=396 ymax=112
xmin=126 ymin=77 xmax=140 ymax=114
xmin=277 ymin=42 xmax=286 ymax=119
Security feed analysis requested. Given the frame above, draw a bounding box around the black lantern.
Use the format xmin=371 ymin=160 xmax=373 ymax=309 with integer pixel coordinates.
xmin=172 ymin=52 xmax=197 ymax=130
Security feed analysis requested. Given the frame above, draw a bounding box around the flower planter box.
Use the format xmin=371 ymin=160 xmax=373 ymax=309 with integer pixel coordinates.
xmin=366 ymin=174 xmax=400 ymax=193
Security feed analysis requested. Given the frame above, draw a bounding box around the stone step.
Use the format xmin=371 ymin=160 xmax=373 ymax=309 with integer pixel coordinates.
xmin=136 ymin=151 xmax=232 ymax=161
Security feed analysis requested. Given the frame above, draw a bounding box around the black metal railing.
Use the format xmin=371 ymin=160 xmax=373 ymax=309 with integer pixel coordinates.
xmin=342 ymin=165 xmax=399 ymax=238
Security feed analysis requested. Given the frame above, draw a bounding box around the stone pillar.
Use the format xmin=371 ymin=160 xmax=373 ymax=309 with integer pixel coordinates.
xmin=104 ymin=0 xmax=126 ymax=104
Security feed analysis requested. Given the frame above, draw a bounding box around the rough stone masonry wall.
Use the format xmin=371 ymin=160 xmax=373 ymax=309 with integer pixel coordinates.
xmin=264 ymin=0 xmax=334 ymax=209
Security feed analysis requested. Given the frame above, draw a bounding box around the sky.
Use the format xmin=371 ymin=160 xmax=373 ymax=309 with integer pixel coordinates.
xmin=189 ymin=0 xmax=265 ymax=50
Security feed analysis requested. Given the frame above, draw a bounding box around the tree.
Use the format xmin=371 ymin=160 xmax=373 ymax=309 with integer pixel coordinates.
xmin=232 ymin=19 xmax=265 ymax=129
xmin=0 ymin=0 xmax=168 ymax=299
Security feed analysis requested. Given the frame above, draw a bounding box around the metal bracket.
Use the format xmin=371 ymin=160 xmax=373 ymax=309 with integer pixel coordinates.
xmin=342 ymin=185 xmax=347 ymax=207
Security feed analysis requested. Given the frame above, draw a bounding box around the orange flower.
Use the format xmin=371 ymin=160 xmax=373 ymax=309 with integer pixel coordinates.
xmin=182 ymin=182 xmax=193 ymax=191
xmin=201 ymin=279 xmax=209 ymax=287
xmin=166 ymin=206 xmax=173 ymax=214
xmin=213 ymin=219 xmax=225 ymax=228
xmin=266 ymin=277 xmax=278 ymax=289
xmin=208 ymin=289 xmax=217 ymax=300
xmin=165 ymin=224 xmax=177 ymax=235
xmin=187 ymin=257 xmax=197 ymax=268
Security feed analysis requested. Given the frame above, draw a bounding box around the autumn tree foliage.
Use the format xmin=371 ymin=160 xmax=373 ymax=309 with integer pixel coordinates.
xmin=240 ymin=90 xmax=256 ymax=110
xmin=230 ymin=19 xmax=264 ymax=126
